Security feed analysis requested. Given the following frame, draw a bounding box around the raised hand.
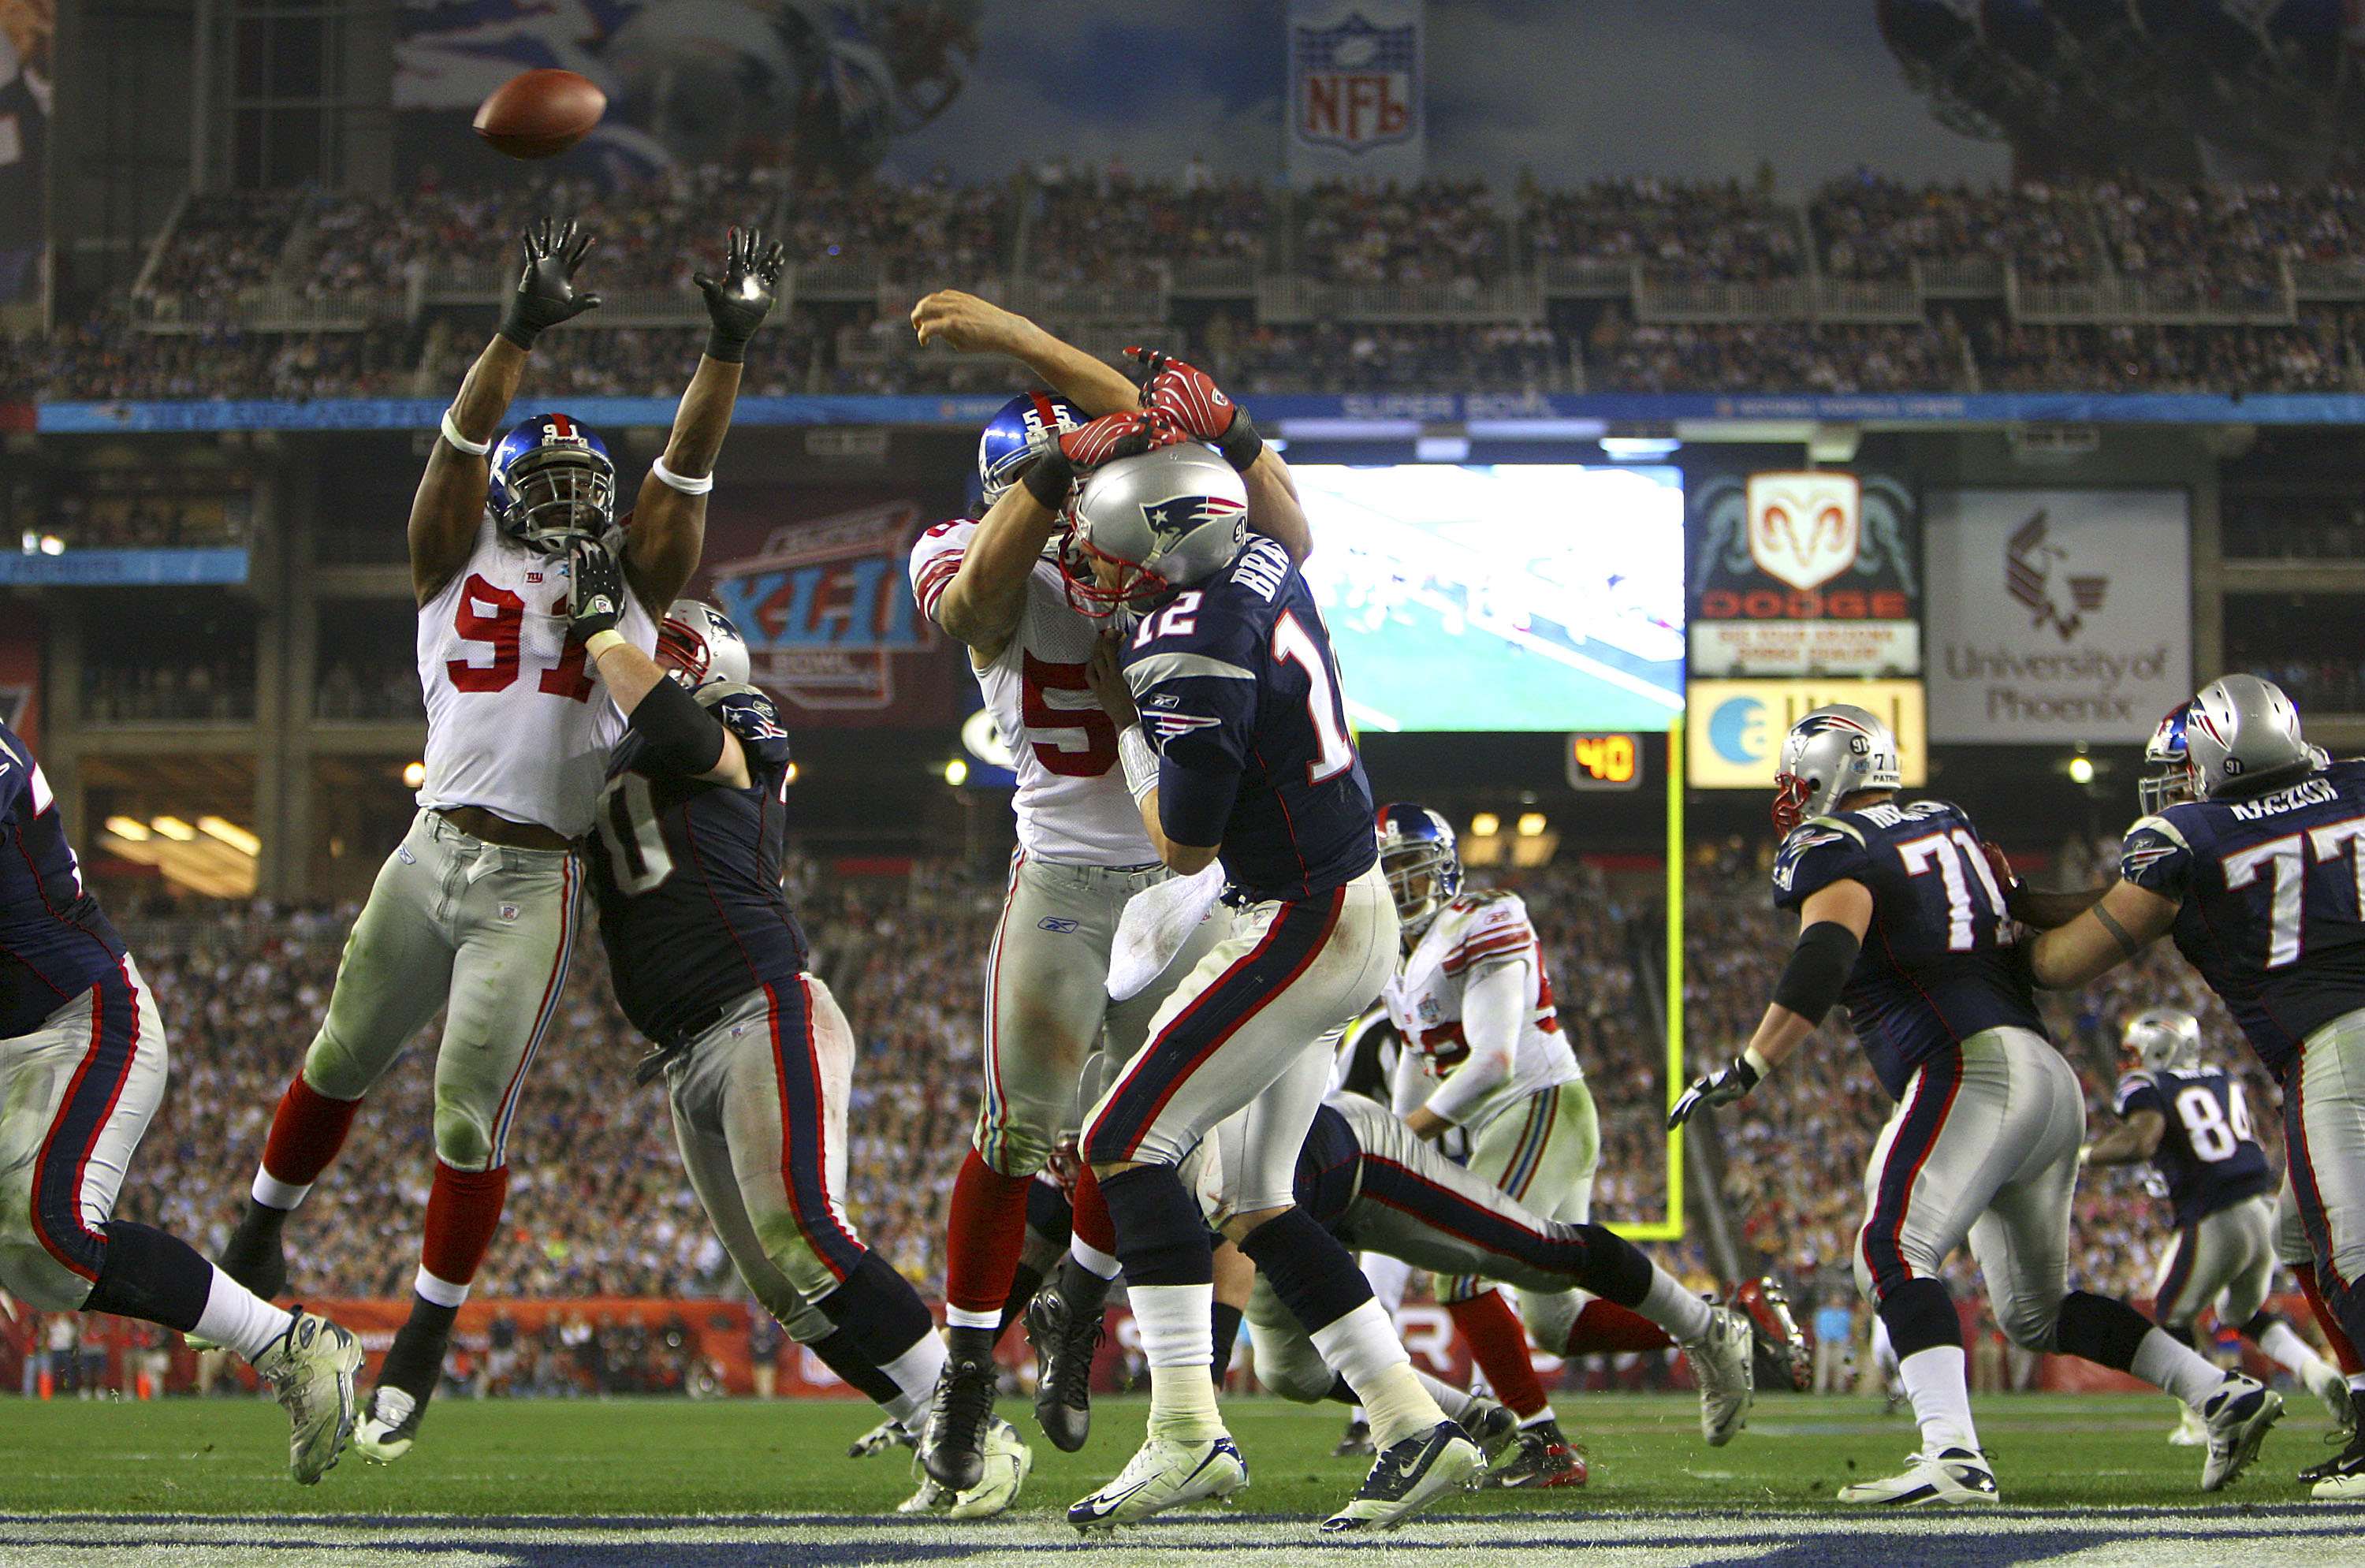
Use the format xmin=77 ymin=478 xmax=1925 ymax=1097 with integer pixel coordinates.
xmin=565 ymin=536 xmax=626 ymax=639
xmin=910 ymin=289 xmax=1032 ymax=356
xmin=1667 ymin=1053 xmax=1762 ymax=1130
xmin=1124 ymin=346 xmax=1263 ymax=471
xmin=695 ymin=226 xmax=787 ymax=363
xmin=499 ymin=218 xmax=601 ymax=351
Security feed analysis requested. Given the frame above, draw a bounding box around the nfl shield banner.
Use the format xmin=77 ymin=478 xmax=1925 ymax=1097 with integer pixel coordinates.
xmin=1287 ymin=0 xmax=1425 ymax=184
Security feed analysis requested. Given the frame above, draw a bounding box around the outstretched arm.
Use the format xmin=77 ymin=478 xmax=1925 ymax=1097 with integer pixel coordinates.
xmin=2084 ymin=1108 xmax=2166 ymax=1167
xmin=568 ymin=539 xmax=749 ymax=789
xmin=911 ymin=290 xmax=1141 ymax=415
xmin=1669 ymin=878 xmax=1873 ymax=1127
xmin=2028 ymin=879 xmax=2179 ymax=989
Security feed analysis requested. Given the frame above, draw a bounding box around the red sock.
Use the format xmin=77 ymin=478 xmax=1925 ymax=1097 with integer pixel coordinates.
xmin=1566 ymin=1298 xmax=1677 ymax=1354
xmin=419 ymin=1160 xmax=510 ymax=1292
xmin=944 ymin=1148 xmax=1033 ymax=1324
xmin=2296 ymin=1262 xmax=2365 ymax=1375
xmin=1446 ymin=1291 xmax=1549 ymax=1418
xmin=1071 ymin=1164 xmax=1115 ymax=1259
xmin=260 ymin=1073 xmax=363 ymax=1190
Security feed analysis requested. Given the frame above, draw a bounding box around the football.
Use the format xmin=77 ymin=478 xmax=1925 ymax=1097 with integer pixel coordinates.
xmin=473 ymin=69 xmax=606 ymax=160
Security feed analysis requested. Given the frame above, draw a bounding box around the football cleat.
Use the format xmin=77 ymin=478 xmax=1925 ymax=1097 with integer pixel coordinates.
xmin=1484 ymin=1422 xmax=1587 ymax=1489
xmin=2167 ymin=1402 xmax=2208 ymax=1447
xmin=1333 ymin=1417 xmax=1375 ymax=1457
xmin=252 ymin=1309 xmax=363 ymax=1485
xmin=896 ymin=1473 xmax=952 ymax=1515
xmin=2305 ymin=1412 xmax=2365 ymax=1499
xmin=2199 ymin=1373 xmax=2282 ymax=1492
xmin=1026 ymin=1283 xmax=1104 ymax=1453
xmin=1731 ymin=1276 xmax=1812 ymax=1393
xmin=1320 ymin=1421 xmax=1484 ymax=1533
xmin=919 ymin=1354 xmax=998 ymax=1492
xmin=1689 ymin=1305 xmax=1756 ymax=1447
xmin=353 ymin=1384 xmax=423 ymax=1465
xmin=949 ymin=1418 xmax=1034 ymax=1519
xmin=1457 ymin=1399 xmax=1520 ymax=1462
xmin=1836 ymin=1447 xmax=1999 ymax=1505
xmin=2304 ymin=1367 xmax=2357 ymax=1439
xmin=850 ymin=1417 xmax=918 ymax=1459
xmin=1068 ymin=1432 xmax=1247 ymax=1530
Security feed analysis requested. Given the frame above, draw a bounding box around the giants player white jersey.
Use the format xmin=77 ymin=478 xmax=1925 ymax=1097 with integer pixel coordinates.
xmin=911 ymin=519 xmax=1156 ymax=866
xmin=1381 ymin=890 xmax=1580 ymax=1134
xmin=416 ymin=516 xmax=657 ymax=838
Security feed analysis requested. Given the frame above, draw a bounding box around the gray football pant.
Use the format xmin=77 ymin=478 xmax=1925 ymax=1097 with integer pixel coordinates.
xmin=1853 ymin=1026 xmax=2087 ymax=1352
xmin=2153 ymin=1194 xmax=2277 ymax=1331
xmin=2285 ymin=1006 xmax=2365 ymax=1300
xmin=974 ymin=853 xmax=1227 ymax=1178
xmin=299 ymin=810 xmax=577 ymax=1171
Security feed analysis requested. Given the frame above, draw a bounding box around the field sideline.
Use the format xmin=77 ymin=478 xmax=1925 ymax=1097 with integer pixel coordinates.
xmin=0 ymin=1393 xmax=2357 ymax=1565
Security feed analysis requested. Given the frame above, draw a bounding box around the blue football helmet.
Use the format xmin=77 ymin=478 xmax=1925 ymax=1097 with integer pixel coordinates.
xmin=2139 ymin=702 xmax=2195 ymax=817
xmin=1376 ymin=803 xmax=1462 ymax=938
xmin=489 ymin=413 xmax=616 ymax=554
xmin=978 ymin=391 xmax=1085 ymax=511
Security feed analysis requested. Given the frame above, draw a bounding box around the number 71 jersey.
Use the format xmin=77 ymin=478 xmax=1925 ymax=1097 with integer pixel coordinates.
xmin=416 ymin=517 xmax=657 ymax=839
xmin=1772 ymin=797 xmax=2045 ymax=1100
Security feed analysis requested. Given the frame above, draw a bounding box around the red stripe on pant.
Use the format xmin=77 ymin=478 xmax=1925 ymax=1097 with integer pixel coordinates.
xmin=771 ymin=979 xmax=867 ymax=1285
xmin=30 ymin=964 xmax=143 ymax=1282
xmin=1858 ymin=1052 xmax=1964 ymax=1298
xmin=2154 ymin=1225 xmax=2200 ymax=1323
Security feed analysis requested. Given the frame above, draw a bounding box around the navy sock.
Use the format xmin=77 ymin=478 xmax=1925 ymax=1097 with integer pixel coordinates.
xmin=1211 ymin=1301 xmax=1244 ymax=1383
xmin=1097 ymin=1164 xmax=1214 ymax=1287
xmin=1876 ymin=1276 xmax=1961 ymax=1360
xmin=803 ymin=1325 xmax=903 ymax=1407
xmin=1236 ymin=1207 xmax=1371 ymax=1335
xmin=2053 ymin=1290 xmax=2155 ymax=1372
xmin=816 ymin=1251 xmax=937 ymax=1370
xmin=80 ymin=1221 xmax=212 ymax=1332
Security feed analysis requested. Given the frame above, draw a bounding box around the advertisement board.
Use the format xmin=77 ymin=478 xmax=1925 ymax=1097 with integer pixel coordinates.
xmin=1687 ymin=679 xmax=1927 ymax=791
xmin=1688 ymin=470 xmax=1920 ymax=679
xmin=1924 ymin=490 xmax=2190 ymax=745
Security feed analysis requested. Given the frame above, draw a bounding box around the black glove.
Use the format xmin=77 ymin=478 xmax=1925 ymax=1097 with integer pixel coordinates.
xmin=499 ymin=219 xmax=601 ymax=352
xmin=1667 ymin=1053 xmax=1762 ymax=1130
xmin=566 ymin=537 xmax=626 ymax=639
xmin=695 ymin=226 xmax=786 ymax=363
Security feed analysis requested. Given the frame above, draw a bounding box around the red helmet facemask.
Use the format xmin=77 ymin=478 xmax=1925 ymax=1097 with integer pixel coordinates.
xmin=657 ymin=616 xmax=713 ymax=690
xmin=1771 ymin=773 xmax=1813 ymax=835
xmin=1055 ymin=520 xmax=1169 ymax=621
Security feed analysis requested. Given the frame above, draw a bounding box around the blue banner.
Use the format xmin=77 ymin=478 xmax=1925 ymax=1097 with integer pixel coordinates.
xmin=0 ymin=548 xmax=249 ymax=585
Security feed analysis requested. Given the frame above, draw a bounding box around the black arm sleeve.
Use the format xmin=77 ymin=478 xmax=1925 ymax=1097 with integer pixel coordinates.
xmin=1772 ymin=920 xmax=1860 ymax=1022
xmin=629 ymin=674 xmax=728 ymax=778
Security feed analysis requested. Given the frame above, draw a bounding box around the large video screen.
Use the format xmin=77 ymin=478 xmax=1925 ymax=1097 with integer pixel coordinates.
xmin=1294 ymin=465 xmax=1686 ymax=733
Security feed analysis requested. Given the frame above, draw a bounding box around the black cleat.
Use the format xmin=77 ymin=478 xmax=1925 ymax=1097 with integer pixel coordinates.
xmin=1485 ymin=1423 xmax=1588 ymax=1489
xmin=1333 ymin=1417 xmax=1374 ymax=1457
xmin=217 ymin=1202 xmax=290 ymax=1301
xmin=1025 ymin=1285 xmax=1104 ymax=1454
xmin=921 ymin=1354 xmax=998 ymax=1492
xmin=1732 ymin=1276 xmax=1812 ymax=1394
xmin=1320 ymin=1421 xmax=1484 ymax=1532
xmin=1457 ymin=1399 xmax=1519 ymax=1462
xmin=2302 ymin=1394 xmax=2365 ymax=1498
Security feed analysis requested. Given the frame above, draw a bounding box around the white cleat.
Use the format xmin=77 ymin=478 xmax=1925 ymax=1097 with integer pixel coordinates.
xmin=2168 ymin=1402 xmax=2209 ymax=1447
xmin=851 ymin=1417 xmax=918 ymax=1460
xmin=2199 ymin=1373 xmax=2282 ymax=1492
xmin=1067 ymin=1432 xmax=1247 ymax=1530
xmin=896 ymin=1473 xmax=951 ymax=1514
xmin=2305 ymin=1365 xmax=2356 ymax=1439
xmin=1689 ymin=1305 xmax=1756 ymax=1447
xmin=251 ymin=1309 xmax=363 ymax=1485
xmin=1836 ymin=1447 xmax=2000 ymax=1506
xmin=949 ymin=1418 xmax=1034 ymax=1519
xmin=353 ymin=1385 xmax=422 ymax=1465
xmin=1320 ymin=1422 xmax=1484 ymax=1533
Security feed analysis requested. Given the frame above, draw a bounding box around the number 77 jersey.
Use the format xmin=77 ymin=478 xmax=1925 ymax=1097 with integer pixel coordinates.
xmin=2120 ymin=758 xmax=2365 ymax=1084
xmin=1772 ymin=797 xmax=2046 ymax=1100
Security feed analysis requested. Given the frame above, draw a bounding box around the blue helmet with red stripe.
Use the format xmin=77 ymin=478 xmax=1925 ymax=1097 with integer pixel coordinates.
xmin=978 ymin=391 xmax=1086 ymax=511
xmin=489 ymin=412 xmax=616 ymax=554
xmin=1376 ymin=802 xmax=1462 ymax=937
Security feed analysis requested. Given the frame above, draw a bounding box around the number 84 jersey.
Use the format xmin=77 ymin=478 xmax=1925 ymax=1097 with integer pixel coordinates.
xmin=2113 ymin=1065 xmax=2272 ymax=1227
xmin=1773 ymin=798 xmax=2046 ymax=1101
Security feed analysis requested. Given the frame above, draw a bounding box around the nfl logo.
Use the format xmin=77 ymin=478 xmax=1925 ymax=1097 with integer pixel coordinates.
xmin=1294 ymin=13 xmax=1420 ymax=152
xmin=1746 ymin=471 xmax=1861 ymax=593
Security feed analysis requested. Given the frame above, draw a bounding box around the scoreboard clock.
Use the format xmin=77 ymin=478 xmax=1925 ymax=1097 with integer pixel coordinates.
xmin=1566 ymin=732 xmax=1642 ymax=791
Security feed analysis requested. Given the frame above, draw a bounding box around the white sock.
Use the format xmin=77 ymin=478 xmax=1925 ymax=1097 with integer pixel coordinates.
xmin=943 ymin=1305 xmax=1000 ymax=1331
xmin=1071 ymin=1240 xmax=1121 ymax=1281
xmin=1641 ymin=1268 xmax=1715 ymax=1344
xmin=251 ymin=1169 xmax=310 ymax=1211
xmin=199 ymin=1268 xmax=296 ymax=1364
xmin=2131 ymin=1326 xmax=2226 ymax=1410
xmin=2259 ymin=1320 xmax=2335 ymax=1386
xmin=879 ymin=1329 xmax=948 ymax=1428
xmin=1133 ymin=1283 xmax=1222 ymax=1440
xmin=1518 ymin=1405 xmax=1559 ymax=1429
xmin=1313 ymin=1299 xmax=1443 ymax=1448
xmin=1412 ymin=1375 xmax=1473 ymax=1422
xmin=1898 ymin=1345 xmax=1980 ymax=1455
xmin=413 ymin=1265 xmax=470 ymax=1309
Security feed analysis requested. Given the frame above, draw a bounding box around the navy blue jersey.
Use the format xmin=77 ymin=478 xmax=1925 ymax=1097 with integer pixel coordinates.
xmin=1772 ymin=798 xmax=2046 ymax=1100
xmin=0 ymin=721 xmax=127 ymax=1037
xmin=2113 ymin=1065 xmax=2274 ymax=1227
xmin=583 ymin=685 xmax=809 ymax=1045
xmin=2120 ymin=759 xmax=2365 ymax=1083
xmin=1119 ymin=535 xmax=1376 ymax=903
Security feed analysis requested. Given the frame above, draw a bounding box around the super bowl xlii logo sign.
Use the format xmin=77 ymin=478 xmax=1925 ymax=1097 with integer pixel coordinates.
xmin=707 ymin=504 xmax=934 ymax=712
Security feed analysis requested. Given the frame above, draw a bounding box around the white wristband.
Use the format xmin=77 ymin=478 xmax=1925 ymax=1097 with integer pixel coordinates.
xmin=440 ymin=410 xmax=492 ymax=457
xmin=650 ymin=456 xmax=715 ymax=496
xmin=1118 ymin=724 xmax=1160 ymax=803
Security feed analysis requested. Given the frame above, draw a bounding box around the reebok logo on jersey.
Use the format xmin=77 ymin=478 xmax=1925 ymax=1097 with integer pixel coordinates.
xmin=1037 ymin=917 xmax=1080 ymax=933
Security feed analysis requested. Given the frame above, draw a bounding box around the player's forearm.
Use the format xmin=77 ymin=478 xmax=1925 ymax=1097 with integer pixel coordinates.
xmin=2028 ymin=885 xmax=2170 ymax=988
xmin=587 ymin=633 xmax=746 ymax=786
xmin=587 ymin=633 xmax=669 ymax=715
xmin=1244 ymin=449 xmax=1312 ymax=563
xmin=2009 ymin=883 xmax=2109 ymax=930
xmin=937 ymin=486 xmax=1063 ymax=650
xmin=1010 ymin=320 xmax=1142 ymax=418
xmin=1740 ymin=1001 xmax=1820 ymax=1075
xmin=2081 ymin=1125 xmax=2151 ymax=1166
xmin=409 ymin=338 xmax=529 ymax=593
xmin=661 ymin=356 xmax=743 ymax=479
xmin=1424 ymin=963 xmax=1527 ymax=1124
xmin=449 ymin=337 xmax=529 ymax=444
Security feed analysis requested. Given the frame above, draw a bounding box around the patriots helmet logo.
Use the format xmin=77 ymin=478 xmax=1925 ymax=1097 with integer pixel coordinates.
xmin=1141 ymin=493 xmax=1248 ymax=555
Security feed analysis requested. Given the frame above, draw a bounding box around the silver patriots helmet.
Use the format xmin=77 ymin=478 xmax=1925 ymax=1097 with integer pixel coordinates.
xmin=2183 ymin=674 xmax=2326 ymax=800
xmin=2121 ymin=1007 xmax=2203 ymax=1074
xmin=1063 ymin=443 xmax=1250 ymax=616
xmin=656 ymin=601 xmax=751 ymax=691
xmin=1771 ymin=705 xmax=1903 ymax=833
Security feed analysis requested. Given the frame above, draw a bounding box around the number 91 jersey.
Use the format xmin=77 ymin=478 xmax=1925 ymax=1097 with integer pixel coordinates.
xmin=416 ymin=516 xmax=657 ymax=838
xmin=2113 ymin=1065 xmax=2272 ymax=1227
xmin=910 ymin=519 xmax=1155 ymax=866
xmin=2119 ymin=758 xmax=2365 ymax=1084
xmin=1772 ymin=797 xmax=2045 ymax=1100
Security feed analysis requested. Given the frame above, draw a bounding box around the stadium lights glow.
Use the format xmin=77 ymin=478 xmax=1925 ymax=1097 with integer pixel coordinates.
xmin=401 ymin=761 xmax=426 ymax=788
xmin=1413 ymin=435 xmax=1470 ymax=463
xmin=2068 ymin=755 xmax=2095 ymax=785
xmin=198 ymin=816 xmax=261 ymax=856
xmin=1598 ymin=437 xmax=1682 ymax=461
xmin=104 ymin=816 xmax=150 ymax=841
xmin=784 ymin=762 xmax=799 ymax=785
xmin=1517 ymin=812 xmax=1547 ymax=837
xmin=1470 ymin=812 xmax=1500 ymax=838
xmin=944 ymin=759 xmax=969 ymax=787
xmin=149 ymin=816 xmax=196 ymax=841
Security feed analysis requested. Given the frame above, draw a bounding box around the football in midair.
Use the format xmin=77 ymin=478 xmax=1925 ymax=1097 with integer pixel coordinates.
xmin=474 ymin=69 xmax=606 ymax=161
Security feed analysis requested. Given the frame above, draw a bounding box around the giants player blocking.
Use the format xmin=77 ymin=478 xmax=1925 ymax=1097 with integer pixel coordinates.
xmin=0 ymin=718 xmax=364 ymax=1482
xmin=2086 ymin=1007 xmax=2351 ymax=1443
xmin=1068 ymin=443 xmax=1484 ymax=1533
xmin=903 ymin=294 xmax=1309 ymax=1490
xmin=213 ymin=221 xmax=781 ymax=1461
xmin=2025 ymin=676 xmax=2365 ymax=1498
xmin=1672 ymin=705 xmax=2281 ymax=1505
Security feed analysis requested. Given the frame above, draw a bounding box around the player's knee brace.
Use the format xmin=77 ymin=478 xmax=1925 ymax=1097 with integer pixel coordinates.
xmin=430 ymin=1097 xmax=499 ymax=1172
xmin=816 ymin=1251 xmax=936 ymax=1369
xmin=1097 ymin=1164 xmax=1215 ymax=1287
xmin=1237 ymin=1208 xmax=1370 ymax=1335
xmin=2050 ymin=1289 xmax=2151 ymax=1368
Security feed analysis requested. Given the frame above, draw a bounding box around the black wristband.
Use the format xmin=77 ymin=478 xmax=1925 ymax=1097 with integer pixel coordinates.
xmin=628 ymin=672 xmax=728 ymax=778
xmin=1216 ymin=409 xmax=1264 ymax=472
xmin=1022 ymin=447 xmax=1077 ymax=510
xmin=1772 ymin=919 xmax=1860 ymax=1022
xmin=705 ymin=327 xmax=750 ymax=365
xmin=497 ymin=315 xmax=542 ymax=353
